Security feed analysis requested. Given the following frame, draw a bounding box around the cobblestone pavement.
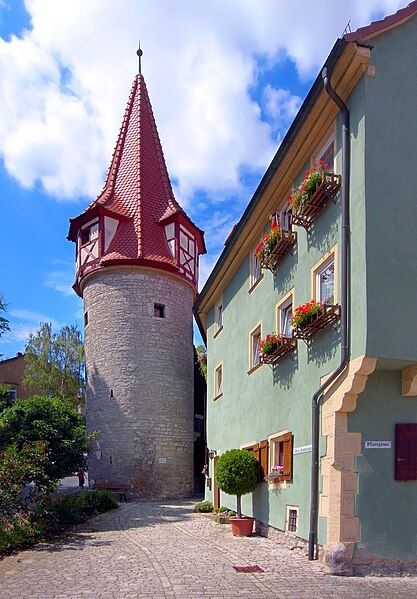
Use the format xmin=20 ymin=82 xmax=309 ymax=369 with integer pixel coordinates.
xmin=1 ymin=500 xmax=417 ymax=598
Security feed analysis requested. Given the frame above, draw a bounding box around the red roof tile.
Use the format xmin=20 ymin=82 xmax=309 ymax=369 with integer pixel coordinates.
xmin=69 ymin=74 xmax=205 ymax=285
xmin=344 ymin=1 xmax=417 ymax=42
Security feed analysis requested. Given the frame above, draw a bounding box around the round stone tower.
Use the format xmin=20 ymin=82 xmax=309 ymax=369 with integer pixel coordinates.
xmin=68 ymin=73 xmax=206 ymax=499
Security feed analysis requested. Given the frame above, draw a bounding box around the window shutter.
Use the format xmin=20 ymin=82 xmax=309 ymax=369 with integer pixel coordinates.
xmin=252 ymin=442 xmax=260 ymax=461
xmin=259 ymin=439 xmax=268 ymax=480
xmin=283 ymin=432 xmax=293 ymax=481
xmin=395 ymin=423 xmax=417 ymax=481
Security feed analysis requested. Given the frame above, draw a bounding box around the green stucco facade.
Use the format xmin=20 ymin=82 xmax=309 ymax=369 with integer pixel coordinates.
xmin=201 ymin=15 xmax=417 ymax=564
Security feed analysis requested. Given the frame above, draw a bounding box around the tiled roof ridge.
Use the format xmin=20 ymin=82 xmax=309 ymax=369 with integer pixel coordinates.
xmin=139 ymin=76 xmax=181 ymax=216
xmin=344 ymin=1 xmax=417 ymax=42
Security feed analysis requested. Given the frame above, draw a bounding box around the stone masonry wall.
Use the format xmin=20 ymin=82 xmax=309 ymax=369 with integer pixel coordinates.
xmin=82 ymin=267 xmax=194 ymax=499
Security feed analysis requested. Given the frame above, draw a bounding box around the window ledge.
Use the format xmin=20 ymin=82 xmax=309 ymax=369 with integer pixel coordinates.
xmin=213 ymin=326 xmax=223 ymax=339
xmin=268 ymin=480 xmax=287 ymax=490
xmin=248 ymin=274 xmax=264 ymax=294
xmin=247 ymin=362 xmax=263 ymax=376
xmin=213 ymin=393 xmax=223 ymax=402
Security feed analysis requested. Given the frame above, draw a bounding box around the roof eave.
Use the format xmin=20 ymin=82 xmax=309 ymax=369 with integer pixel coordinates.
xmin=194 ymin=37 xmax=347 ymax=318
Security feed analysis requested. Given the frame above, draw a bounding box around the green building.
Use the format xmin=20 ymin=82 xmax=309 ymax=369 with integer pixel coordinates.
xmin=194 ymin=3 xmax=417 ymax=575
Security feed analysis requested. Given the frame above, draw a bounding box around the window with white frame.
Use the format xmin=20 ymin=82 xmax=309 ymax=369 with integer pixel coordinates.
xmin=279 ymin=297 xmax=293 ymax=338
xmin=317 ymin=136 xmax=335 ymax=172
xmin=279 ymin=205 xmax=291 ymax=231
xmin=214 ymin=364 xmax=223 ymax=398
xmin=250 ymin=249 xmax=261 ymax=288
xmin=250 ymin=325 xmax=261 ymax=370
xmin=269 ymin=431 xmax=293 ymax=481
xmin=316 ymin=256 xmax=335 ymax=304
xmin=214 ymin=297 xmax=223 ymax=334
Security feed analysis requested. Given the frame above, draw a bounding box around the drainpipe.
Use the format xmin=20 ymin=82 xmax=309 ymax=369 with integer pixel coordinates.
xmin=308 ymin=66 xmax=350 ymax=561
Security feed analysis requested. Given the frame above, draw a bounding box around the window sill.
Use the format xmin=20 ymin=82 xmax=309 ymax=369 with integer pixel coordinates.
xmin=268 ymin=480 xmax=287 ymax=490
xmin=213 ymin=393 xmax=223 ymax=402
xmin=248 ymin=274 xmax=264 ymax=294
xmin=213 ymin=326 xmax=223 ymax=339
xmin=247 ymin=362 xmax=263 ymax=376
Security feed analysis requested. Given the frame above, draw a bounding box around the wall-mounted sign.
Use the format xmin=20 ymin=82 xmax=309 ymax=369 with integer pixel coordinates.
xmin=294 ymin=444 xmax=312 ymax=455
xmin=158 ymin=457 xmax=167 ymax=464
xmin=364 ymin=441 xmax=391 ymax=449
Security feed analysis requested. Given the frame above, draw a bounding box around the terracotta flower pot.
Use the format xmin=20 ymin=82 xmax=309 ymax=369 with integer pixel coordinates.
xmin=230 ymin=516 xmax=254 ymax=537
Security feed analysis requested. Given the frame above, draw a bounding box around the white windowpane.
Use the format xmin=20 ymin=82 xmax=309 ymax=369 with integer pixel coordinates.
xmin=215 ymin=366 xmax=223 ymax=396
xmin=281 ymin=304 xmax=293 ymax=337
xmin=215 ymin=299 xmax=223 ymax=332
xmin=90 ymin=222 xmax=99 ymax=240
xmin=165 ymin=223 xmax=175 ymax=239
xmin=180 ymin=231 xmax=188 ymax=249
xmin=319 ymin=141 xmax=335 ymax=172
xmin=317 ymin=260 xmax=334 ymax=304
xmin=252 ymin=330 xmax=261 ymax=367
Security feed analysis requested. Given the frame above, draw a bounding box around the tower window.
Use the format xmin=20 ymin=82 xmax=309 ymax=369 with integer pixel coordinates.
xmin=154 ymin=303 xmax=165 ymax=318
xmin=84 ymin=311 xmax=89 ymax=326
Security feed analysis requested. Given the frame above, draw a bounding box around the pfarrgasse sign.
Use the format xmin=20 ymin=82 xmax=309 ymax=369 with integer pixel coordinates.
xmin=364 ymin=441 xmax=391 ymax=449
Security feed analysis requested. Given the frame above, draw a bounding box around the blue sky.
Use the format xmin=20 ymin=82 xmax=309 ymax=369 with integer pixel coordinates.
xmin=0 ymin=0 xmax=405 ymax=356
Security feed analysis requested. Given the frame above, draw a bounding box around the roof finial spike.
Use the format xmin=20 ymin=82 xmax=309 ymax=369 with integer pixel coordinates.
xmin=136 ymin=41 xmax=143 ymax=75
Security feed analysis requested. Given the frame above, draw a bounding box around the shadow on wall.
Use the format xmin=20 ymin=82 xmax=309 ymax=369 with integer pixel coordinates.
xmin=86 ymin=359 xmax=193 ymax=500
xmin=272 ymin=350 xmax=298 ymax=389
xmin=273 ymin=246 xmax=298 ymax=295
xmin=252 ymin=481 xmax=270 ymax=525
xmin=307 ymin=324 xmax=340 ymax=368
xmin=306 ymin=190 xmax=340 ymax=254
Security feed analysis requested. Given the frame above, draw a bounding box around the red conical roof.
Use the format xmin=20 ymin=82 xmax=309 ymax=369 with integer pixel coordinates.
xmin=69 ymin=74 xmax=205 ymax=277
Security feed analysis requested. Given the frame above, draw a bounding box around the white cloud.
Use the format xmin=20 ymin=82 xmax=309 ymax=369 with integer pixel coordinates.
xmin=44 ymin=270 xmax=74 ymax=297
xmin=0 ymin=0 xmax=406 ymax=203
xmin=263 ymin=86 xmax=302 ymax=135
xmin=1 ymin=308 xmax=60 ymax=346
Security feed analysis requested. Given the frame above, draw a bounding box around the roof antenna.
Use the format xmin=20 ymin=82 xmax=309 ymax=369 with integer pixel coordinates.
xmin=136 ymin=41 xmax=143 ymax=75
xmin=342 ymin=20 xmax=352 ymax=36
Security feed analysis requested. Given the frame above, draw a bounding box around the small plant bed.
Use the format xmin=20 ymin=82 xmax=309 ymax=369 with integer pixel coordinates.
xmin=214 ymin=510 xmax=236 ymax=524
xmin=255 ymin=220 xmax=296 ymax=273
xmin=292 ymin=301 xmax=340 ymax=340
xmin=288 ymin=162 xmax=341 ymax=229
xmin=260 ymin=333 xmax=295 ymax=364
xmin=193 ymin=500 xmax=213 ymax=513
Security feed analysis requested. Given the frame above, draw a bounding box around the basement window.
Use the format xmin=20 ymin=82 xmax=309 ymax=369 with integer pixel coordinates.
xmin=154 ymin=304 xmax=165 ymax=318
xmin=286 ymin=506 xmax=299 ymax=533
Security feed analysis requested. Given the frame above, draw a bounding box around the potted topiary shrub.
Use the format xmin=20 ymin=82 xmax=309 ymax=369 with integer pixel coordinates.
xmin=215 ymin=449 xmax=259 ymax=536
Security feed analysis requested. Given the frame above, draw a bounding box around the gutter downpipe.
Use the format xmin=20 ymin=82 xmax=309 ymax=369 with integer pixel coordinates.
xmin=308 ymin=66 xmax=350 ymax=561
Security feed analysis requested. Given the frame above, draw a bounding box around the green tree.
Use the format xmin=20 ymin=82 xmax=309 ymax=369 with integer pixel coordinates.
xmin=0 ymin=293 xmax=9 ymax=339
xmin=0 ymin=395 xmax=88 ymax=484
xmin=23 ymin=323 xmax=85 ymax=407
xmin=196 ymin=344 xmax=207 ymax=380
xmin=0 ymin=385 xmax=16 ymax=413
xmin=215 ymin=449 xmax=258 ymax=518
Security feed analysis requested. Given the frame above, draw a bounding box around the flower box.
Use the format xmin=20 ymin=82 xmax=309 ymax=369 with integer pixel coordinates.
xmin=265 ymin=466 xmax=284 ymax=483
xmin=293 ymin=303 xmax=340 ymax=340
xmin=260 ymin=335 xmax=295 ymax=364
xmin=288 ymin=163 xmax=341 ymax=230
xmin=255 ymin=221 xmax=296 ymax=273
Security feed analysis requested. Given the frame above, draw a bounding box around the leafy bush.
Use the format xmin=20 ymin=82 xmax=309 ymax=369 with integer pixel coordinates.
xmin=0 ymin=395 xmax=89 ymax=484
xmin=215 ymin=449 xmax=258 ymax=518
xmin=80 ymin=489 xmax=118 ymax=515
xmin=194 ymin=500 xmax=213 ymax=513
xmin=0 ymin=490 xmax=118 ymax=556
xmin=213 ymin=506 xmax=229 ymax=513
